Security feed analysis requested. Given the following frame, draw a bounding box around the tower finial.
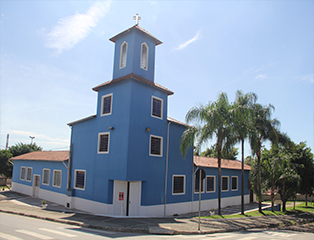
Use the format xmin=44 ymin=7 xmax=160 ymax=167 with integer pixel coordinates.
xmin=133 ymin=14 xmax=141 ymax=25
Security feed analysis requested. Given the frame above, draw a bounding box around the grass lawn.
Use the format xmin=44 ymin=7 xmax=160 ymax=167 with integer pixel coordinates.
xmin=202 ymin=202 xmax=314 ymax=219
xmin=0 ymin=185 xmax=10 ymax=190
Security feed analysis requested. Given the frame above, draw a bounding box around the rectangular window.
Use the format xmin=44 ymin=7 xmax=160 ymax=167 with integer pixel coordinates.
xmin=173 ymin=175 xmax=185 ymax=195
xmin=222 ymin=176 xmax=229 ymax=191
xmin=149 ymin=135 xmax=163 ymax=157
xmin=20 ymin=167 xmax=26 ymax=180
xmin=101 ymin=93 xmax=112 ymax=116
xmin=151 ymin=96 xmax=163 ymax=119
xmin=53 ymin=170 xmax=62 ymax=187
xmin=42 ymin=169 xmax=50 ymax=185
xmin=194 ymin=176 xmax=204 ymax=193
xmin=26 ymin=167 xmax=32 ymax=182
xmin=206 ymin=176 xmax=215 ymax=192
xmin=98 ymin=132 xmax=110 ymax=154
xmin=231 ymin=176 xmax=238 ymax=191
xmin=75 ymin=170 xmax=86 ymax=190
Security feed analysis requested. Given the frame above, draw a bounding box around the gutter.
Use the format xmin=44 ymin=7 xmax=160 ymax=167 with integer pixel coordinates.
xmin=164 ymin=121 xmax=171 ymax=216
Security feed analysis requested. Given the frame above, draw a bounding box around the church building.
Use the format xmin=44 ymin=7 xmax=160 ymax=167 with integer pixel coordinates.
xmin=11 ymin=19 xmax=251 ymax=217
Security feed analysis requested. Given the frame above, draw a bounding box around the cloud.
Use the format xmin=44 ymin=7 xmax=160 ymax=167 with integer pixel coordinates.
xmin=294 ymin=74 xmax=314 ymax=83
xmin=255 ymin=74 xmax=267 ymax=81
xmin=44 ymin=1 xmax=111 ymax=54
xmin=174 ymin=29 xmax=202 ymax=51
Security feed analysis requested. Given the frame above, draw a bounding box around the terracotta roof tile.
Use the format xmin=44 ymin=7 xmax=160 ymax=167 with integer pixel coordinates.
xmin=167 ymin=117 xmax=190 ymax=127
xmin=194 ymin=155 xmax=251 ymax=170
xmin=10 ymin=151 xmax=69 ymax=162
xmin=109 ymin=25 xmax=162 ymax=46
xmin=92 ymin=73 xmax=174 ymax=95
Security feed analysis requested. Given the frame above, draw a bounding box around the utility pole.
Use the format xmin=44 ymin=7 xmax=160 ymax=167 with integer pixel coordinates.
xmin=29 ymin=136 xmax=35 ymax=145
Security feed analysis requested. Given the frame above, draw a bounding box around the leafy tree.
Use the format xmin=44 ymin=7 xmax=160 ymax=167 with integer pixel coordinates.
xmin=0 ymin=150 xmax=13 ymax=177
xmin=200 ymin=145 xmax=239 ymax=160
xmin=181 ymin=92 xmax=234 ymax=215
xmin=244 ymin=155 xmax=256 ymax=166
xmin=0 ymin=143 xmax=43 ymax=178
xmin=231 ymin=90 xmax=256 ymax=214
xmin=290 ymin=142 xmax=314 ymax=205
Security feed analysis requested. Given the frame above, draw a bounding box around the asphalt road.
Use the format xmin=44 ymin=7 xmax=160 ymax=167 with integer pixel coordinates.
xmin=0 ymin=212 xmax=313 ymax=240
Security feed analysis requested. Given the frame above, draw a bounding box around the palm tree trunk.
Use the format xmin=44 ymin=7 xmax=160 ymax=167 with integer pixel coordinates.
xmin=271 ymin=186 xmax=274 ymax=212
xmin=217 ymin=143 xmax=222 ymax=216
xmin=241 ymin=139 xmax=244 ymax=215
xmin=257 ymin=139 xmax=262 ymax=213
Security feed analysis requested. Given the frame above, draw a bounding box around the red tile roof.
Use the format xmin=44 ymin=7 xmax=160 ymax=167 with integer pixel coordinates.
xmin=10 ymin=151 xmax=69 ymax=162
xmin=109 ymin=25 xmax=162 ymax=46
xmin=167 ymin=117 xmax=190 ymax=127
xmin=92 ymin=73 xmax=174 ymax=95
xmin=194 ymin=155 xmax=251 ymax=170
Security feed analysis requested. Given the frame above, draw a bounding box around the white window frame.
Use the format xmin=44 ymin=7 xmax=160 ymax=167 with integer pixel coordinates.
xmin=98 ymin=132 xmax=110 ymax=154
xmin=151 ymin=96 xmax=163 ymax=120
xmin=149 ymin=135 xmax=163 ymax=157
xmin=194 ymin=176 xmax=205 ymax=193
xmin=20 ymin=167 xmax=26 ymax=181
xmin=206 ymin=175 xmax=216 ymax=193
xmin=53 ymin=170 xmax=62 ymax=188
xmin=74 ymin=170 xmax=86 ymax=190
xmin=231 ymin=176 xmax=238 ymax=191
xmin=42 ymin=168 xmax=50 ymax=186
xmin=172 ymin=175 xmax=185 ymax=195
xmin=100 ymin=93 xmax=113 ymax=116
xmin=119 ymin=41 xmax=127 ymax=69
xmin=26 ymin=167 xmax=32 ymax=182
xmin=222 ymin=176 xmax=229 ymax=192
xmin=140 ymin=42 xmax=148 ymax=70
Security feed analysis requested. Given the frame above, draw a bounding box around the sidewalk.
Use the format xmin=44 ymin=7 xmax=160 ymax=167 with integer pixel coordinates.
xmin=0 ymin=190 xmax=313 ymax=235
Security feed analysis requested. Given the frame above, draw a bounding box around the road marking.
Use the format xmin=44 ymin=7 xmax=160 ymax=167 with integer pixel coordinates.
xmin=236 ymin=237 xmax=257 ymax=240
xmin=15 ymin=229 xmax=53 ymax=239
xmin=39 ymin=228 xmax=77 ymax=237
xmin=206 ymin=236 xmax=234 ymax=239
xmin=0 ymin=232 xmax=23 ymax=240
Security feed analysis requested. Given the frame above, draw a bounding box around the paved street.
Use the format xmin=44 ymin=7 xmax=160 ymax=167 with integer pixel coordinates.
xmin=1 ymin=213 xmax=314 ymax=240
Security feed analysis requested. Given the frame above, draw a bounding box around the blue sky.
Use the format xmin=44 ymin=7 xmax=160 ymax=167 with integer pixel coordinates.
xmin=0 ymin=0 xmax=313 ymax=158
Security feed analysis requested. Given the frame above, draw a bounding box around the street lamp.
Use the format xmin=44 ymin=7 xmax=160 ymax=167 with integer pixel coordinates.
xmin=29 ymin=136 xmax=35 ymax=145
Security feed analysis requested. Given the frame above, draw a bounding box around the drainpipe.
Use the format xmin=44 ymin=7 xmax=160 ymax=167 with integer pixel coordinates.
xmin=67 ymin=143 xmax=73 ymax=197
xmin=164 ymin=121 xmax=171 ymax=217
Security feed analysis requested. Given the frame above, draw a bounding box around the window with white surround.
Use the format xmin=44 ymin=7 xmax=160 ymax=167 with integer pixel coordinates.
xmin=101 ymin=93 xmax=113 ymax=116
xmin=151 ymin=96 xmax=163 ymax=119
xmin=20 ymin=167 xmax=26 ymax=180
xmin=231 ymin=176 xmax=238 ymax=191
xmin=53 ymin=170 xmax=62 ymax=187
xmin=42 ymin=169 xmax=50 ymax=185
xmin=140 ymin=42 xmax=148 ymax=70
xmin=172 ymin=175 xmax=185 ymax=195
xmin=194 ymin=176 xmax=205 ymax=193
xmin=149 ymin=135 xmax=163 ymax=157
xmin=120 ymin=41 xmax=127 ymax=69
xmin=98 ymin=132 xmax=110 ymax=154
xmin=75 ymin=170 xmax=86 ymax=190
xmin=222 ymin=176 xmax=229 ymax=191
xmin=26 ymin=167 xmax=32 ymax=182
xmin=206 ymin=176 xmax=215 ymax=192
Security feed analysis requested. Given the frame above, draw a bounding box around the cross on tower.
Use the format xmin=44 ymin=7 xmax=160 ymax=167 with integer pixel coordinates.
xmin=133 ymin=14 xmax=141 ymax=25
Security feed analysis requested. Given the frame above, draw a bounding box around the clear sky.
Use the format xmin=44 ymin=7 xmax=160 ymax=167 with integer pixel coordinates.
xmin=1 ymin=0 xmax=313 ymax=158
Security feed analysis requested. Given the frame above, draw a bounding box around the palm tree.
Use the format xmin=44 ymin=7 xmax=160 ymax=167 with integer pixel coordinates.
xmin=249 ymin=103 xmax=281 ymax=213
xmin=180 ymin=92 xmax=234 ymax=215
xmin=231 ymin=90 xmax=257 ymax=215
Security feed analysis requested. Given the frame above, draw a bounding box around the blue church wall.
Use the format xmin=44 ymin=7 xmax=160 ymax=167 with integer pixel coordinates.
xmin=192 ymin=168 xmax=250 ymax=201
xmin=12 ymin=160 xmax=68 ymax=195
xmin=166 ymin=122 xmax=194 ymax=204
xmin=112 ymin=29 xmax=156 ymax=82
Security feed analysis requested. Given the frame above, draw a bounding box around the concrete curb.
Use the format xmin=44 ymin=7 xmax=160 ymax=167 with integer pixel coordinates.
xmin=1 ymin=208 xmax=314 ymax=235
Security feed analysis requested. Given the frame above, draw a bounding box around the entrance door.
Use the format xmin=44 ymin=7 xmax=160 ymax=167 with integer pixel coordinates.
xmin=33 ymin=175 xmax=40 ymax=197
xmin=113 ymin=180 xmax=141 ymax=216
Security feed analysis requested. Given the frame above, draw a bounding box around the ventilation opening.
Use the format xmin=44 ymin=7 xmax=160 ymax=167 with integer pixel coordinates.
xmin=66 ymin=202 xmax=70 ymax=208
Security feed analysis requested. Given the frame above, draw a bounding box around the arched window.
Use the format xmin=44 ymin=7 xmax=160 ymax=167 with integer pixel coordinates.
xmin=120 ymin=42 xmax=127 ymax=69
xmin=140 ymin=42 xmax=148 ymax=70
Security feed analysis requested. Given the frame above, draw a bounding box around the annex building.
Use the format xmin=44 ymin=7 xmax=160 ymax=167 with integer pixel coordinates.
xmin=11 ymin=21 xmax=251 ymax=217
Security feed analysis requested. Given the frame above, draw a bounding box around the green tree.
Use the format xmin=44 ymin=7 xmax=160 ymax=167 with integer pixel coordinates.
xmin=200 ymin=144 xmax=239 ymax=160
xmin=231 ymin=90 xmax=256 ymax=214
xmin=0 ymin=150 xmax=13 ymax=177
xmin=181 ymin=92 xmax=234 ymax=215
xmin=290 ymin=142 xmax=314 ymax=206
xmin=0 ymin=143 xmax=43 ymax=178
